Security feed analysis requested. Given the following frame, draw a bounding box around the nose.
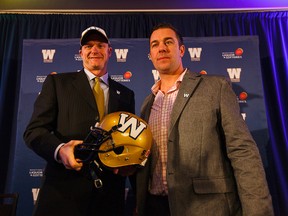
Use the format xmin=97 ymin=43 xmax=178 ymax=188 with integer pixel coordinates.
xmin=91 ymin=45 xmax=100 ymax=53
xmin=158 ymin=42 xmax=167 ymax=53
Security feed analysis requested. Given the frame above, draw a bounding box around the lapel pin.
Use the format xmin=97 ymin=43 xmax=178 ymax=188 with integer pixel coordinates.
xmin=184 ymin=93 xmax=189 ymax=98
xmin=116 ymin=90 xmax=121 ymax=95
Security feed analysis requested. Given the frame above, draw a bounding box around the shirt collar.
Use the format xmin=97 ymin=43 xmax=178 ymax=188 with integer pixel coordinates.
xmin=151 ymin=68 xmax=187 ymax=95
xmin=83 ymin=68 xmax=109 ymax=85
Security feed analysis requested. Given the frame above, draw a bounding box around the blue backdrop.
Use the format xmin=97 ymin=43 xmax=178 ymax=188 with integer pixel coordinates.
xmin=11 ymin=36 xmax=268 ymax=215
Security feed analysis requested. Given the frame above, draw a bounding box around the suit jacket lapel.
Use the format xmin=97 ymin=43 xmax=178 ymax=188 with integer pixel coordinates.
xmin=107 ymin=77 xmax=122 ymax=113
xmin=169 ymin=71 xmax=202 ymax=136
xmin=72 ymin=70 xmax=97 ymax=110
xmin=141 ymin=71 xmax=202 ymax=169
xmin=140 ymin=94 xmax=157 ymax=169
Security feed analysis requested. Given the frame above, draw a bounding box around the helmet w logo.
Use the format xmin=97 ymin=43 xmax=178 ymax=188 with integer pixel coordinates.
xmin=117 ymin=113 xmax=147 ymax=139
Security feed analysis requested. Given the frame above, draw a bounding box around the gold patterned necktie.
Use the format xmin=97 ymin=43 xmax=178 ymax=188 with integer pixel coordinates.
xmin=93 ymin=77 xmax=105 ymax=121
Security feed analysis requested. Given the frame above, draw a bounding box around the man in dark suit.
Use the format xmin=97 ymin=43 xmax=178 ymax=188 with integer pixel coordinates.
xmin=136 ymin=23 xmax=274 ymax=215
xmin=24 ymin=26 xmax=135 ymax=216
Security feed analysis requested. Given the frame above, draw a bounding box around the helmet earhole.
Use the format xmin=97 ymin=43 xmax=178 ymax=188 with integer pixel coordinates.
xmin=113 ymin=146 xmax=124 ymax=155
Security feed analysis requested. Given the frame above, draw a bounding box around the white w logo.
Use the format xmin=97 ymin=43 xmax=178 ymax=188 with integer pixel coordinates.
xmin=115 ymin=49 xmax=128 ymax=62
xmin=32 ymin=188 xmax=40 ymax=205
xmin=42 ymin=49 xmax=56 ymax=63
xmin=188 ymin=48 xmax=202 ymax=61
xmin=227 ymin=68 xmax=241 ymax=82
xmin=117 ymin=113 xmax=147 ymax=139
xmin=152 ymin=69 xmax=160 ymax=83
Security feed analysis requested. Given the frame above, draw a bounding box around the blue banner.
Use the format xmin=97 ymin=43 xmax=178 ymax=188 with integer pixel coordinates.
xmin=10 ymin=36 xmax=268 ymax=215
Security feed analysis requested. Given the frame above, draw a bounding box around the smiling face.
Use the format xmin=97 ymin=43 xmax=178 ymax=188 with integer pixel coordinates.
xmin=149 ymin=28 xmax=185 ymax=76
xmin=79 ymin=34 xmax=112 ymax=76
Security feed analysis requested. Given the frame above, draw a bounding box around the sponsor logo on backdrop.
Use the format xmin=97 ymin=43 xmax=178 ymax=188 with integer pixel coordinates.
xmin=222 ymin=48 xmax=243 ymax=59
xmin=42 ymin=49 xmax=56 ymax=63
xmin=36 ymin=72 xmax=57 ymax=83
xmin=74 ymin=53 xmax=82 ymax=61
xmin=227 ymin=68 xmax=241 ymax=82
xmin=115 ymin=49 xmax=128 ymax=62
xmin=238 ymin=91 xmax=248 ymax=103
xmin=29 ymin=169 xmax=43 ymax=177
xmin=188 ymin=48 xmax=202 ymax=61
xmin=200 ymin=70 xmax=207 ymax=75
xmin=36 ymin=76 xmax=47 ymax=83
xmin=111 ymin=71 xmax=132 ymax=82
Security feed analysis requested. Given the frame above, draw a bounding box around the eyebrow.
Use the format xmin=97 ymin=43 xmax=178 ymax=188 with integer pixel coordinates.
xmin=150 ymin=37 xmax=175 ymax=45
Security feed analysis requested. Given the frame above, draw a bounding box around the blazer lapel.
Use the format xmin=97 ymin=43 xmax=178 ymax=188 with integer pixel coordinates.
xmin=169 ymin=71 xmax=202 ymax=136
xmin=72 ymin=70 xmax=96 ymax=110
xmin=107 ymin=77 xmax=122 ymax=113
xmin=141 ymin=93 xmax=158 ymax=171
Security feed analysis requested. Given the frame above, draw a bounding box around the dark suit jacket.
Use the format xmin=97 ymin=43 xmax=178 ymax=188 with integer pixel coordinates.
xmin=136 ymin=70 xmax=274 ymax=216
xmin=24 ymin=70 xmax=135 ymax=216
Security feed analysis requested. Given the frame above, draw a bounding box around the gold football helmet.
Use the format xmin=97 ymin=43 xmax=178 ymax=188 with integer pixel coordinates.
xmin=97 ymin=111 xmax=152 ymax=168
xmin=75 ymin=111 xmax=152 ymax=169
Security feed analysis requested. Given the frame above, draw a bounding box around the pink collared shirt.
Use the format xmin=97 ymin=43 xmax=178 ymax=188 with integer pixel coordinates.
xmin=149 ymin=69 xmax=187 ymax=195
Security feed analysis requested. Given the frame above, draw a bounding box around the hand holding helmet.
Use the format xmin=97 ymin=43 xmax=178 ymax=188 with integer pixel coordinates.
xmin=74 ymin=111 xmax=153 ymax=172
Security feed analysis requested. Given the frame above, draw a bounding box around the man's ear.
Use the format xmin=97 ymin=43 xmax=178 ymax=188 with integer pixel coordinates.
xmin=108 ymin=46 xmax=113 ymax=57
xmin=180 ymin=45 xmax=185 ymax=57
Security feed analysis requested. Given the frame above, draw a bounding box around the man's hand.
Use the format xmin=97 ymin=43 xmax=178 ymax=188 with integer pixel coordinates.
xmin=58 ymin=140 xmax=83 ymax=171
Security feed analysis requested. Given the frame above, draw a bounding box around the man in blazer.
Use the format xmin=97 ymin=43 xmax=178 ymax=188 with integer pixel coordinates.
xmin=24 ymin=26 xmax=135 ymax=216
xmin=136 ymin=23 xmax=274 ymax=215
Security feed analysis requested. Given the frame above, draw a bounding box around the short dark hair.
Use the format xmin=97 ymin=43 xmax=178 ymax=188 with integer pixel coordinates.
xmin=149 ymin=23 xmax=184 ymax=46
